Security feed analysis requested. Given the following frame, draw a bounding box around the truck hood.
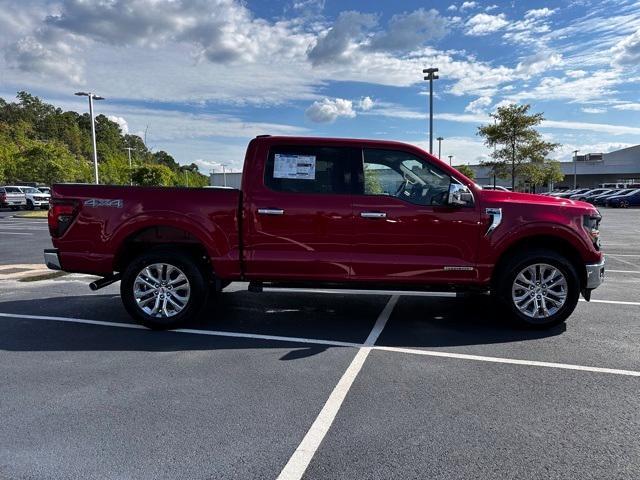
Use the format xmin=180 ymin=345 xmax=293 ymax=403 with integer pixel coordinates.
xmin=478 ymin=189 xmax=598 ymax=213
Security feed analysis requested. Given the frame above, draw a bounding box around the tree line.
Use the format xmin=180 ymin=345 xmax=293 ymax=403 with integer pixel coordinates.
xmin=0 ymin=92 xmax=209 ymax=187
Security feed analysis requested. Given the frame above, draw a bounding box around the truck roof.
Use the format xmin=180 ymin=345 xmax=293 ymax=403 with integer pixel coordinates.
xmin=254 ymin=135 xmax=429 ymax=152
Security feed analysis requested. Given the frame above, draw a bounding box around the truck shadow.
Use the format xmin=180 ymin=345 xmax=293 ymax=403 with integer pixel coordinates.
xmin=0 ymin=290 xmax=564 ymax=357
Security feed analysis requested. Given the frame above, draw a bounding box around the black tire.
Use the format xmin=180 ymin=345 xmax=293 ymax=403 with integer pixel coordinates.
xmin=496 ymin=248 xmax=579 ymax=329
xmin=26 ymin=199 xmax=34 ymax=210
xmin=120 ymin=248 xmax=208 ymax=330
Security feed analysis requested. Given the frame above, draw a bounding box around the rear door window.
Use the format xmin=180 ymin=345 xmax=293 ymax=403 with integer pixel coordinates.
xmin=265 ymin=146 xmax=355 ymax=194
xmin=5 ymin=187 xmax=21 ymax=193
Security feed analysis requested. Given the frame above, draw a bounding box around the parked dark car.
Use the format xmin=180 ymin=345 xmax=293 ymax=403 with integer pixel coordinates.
xmin=582 ymin=189 xmax=613 ymax=203
xmin=571 ymin=188 xmax=611 ymax=201
xmin=554 ymin=188 xmax=590 ymax=198
xmin=606 ymin=189 xmax=640 ymax=208
xmin=593 ymin=189 xmax=633 ymax=206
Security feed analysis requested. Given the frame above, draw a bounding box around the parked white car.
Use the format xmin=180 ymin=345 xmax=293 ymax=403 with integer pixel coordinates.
xmin=6 ymin=186 xmax=50 ymax=210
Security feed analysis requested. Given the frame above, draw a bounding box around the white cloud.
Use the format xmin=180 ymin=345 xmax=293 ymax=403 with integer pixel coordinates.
xmin=447 ymin=5 xmax=457 ymax=12
xmin=305 ymin=98 xmax=356 ymax=123
xmin=465 ymin=13 xmax=509 ymax=36
xmin=107 ymin=115 xmax=129 ymax=134
xmin=464 ymin=96 xmax=492 ymax=114
xmin=306 ymin=8 xmax=449 ymax=65
xmin=515 ymin=52 xmax=563 ymax=76
xmin=613 ymin=103 xmax=640 ymax=111
xmin=367 ymin=9 xmax=448 ymax=52
xmin=306 ymin=11 xmax=377 ymax=65
xmin=485 ymin=5 xmax=498 ymax=12
xmin=358 ymin=96 xmax=374 ymax=111
xmin=460 ymin=2 xmax=477 ymax=11
xmin=524 ymin=8 xmax=556 ymax=19
xmin=611 ymin=28 xmax=640 ymax=66
xmin=435 ymin=111 xmax=640 ymax=136
xmin=581 ymin=107 xmax=605 ymax=114
xmin=566 ymin=70 xmax=587 ymax=78
xmin=507 ymin=70 xmax=622 ymax=103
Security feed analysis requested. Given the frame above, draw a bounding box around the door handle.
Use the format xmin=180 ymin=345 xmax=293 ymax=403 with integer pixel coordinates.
xmin=360 ymin=211 xmax=387 ymax=219
xmin=257 ymin=208 xmax=284 ymax=216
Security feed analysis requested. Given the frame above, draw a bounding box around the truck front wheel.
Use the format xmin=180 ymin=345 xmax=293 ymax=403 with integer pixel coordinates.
xmin=121 ymin=249 xmax=208 ymax=330
xmin=497 ymin=249 xmax=580 ymax=328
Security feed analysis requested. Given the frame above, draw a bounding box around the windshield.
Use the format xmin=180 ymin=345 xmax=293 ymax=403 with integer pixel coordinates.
xmin=23 ymin=187 xmax=40 ymax=193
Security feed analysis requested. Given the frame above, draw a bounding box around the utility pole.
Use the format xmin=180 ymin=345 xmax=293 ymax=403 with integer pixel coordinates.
xmin=448 ymin=155 xmax=453 ymax=166
xmin=573 ymin=150 xmax=579 ymax=189
xmin=436 ymin=137 xmax=444 ymax=159
xmin=123 ymin=147 xmax=134 ymax=185
xmin=75 ymin=92 xmax=104 ymax=184
xmin=423 ymin=68 xmax=439 ymax=154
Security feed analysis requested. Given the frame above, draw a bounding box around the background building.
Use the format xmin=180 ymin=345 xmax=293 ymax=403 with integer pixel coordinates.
xmin=471 ymin=144 xmax=640 ymax=189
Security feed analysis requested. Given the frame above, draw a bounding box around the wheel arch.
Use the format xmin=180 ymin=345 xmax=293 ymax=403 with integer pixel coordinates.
xmin=491 ymin=234 xmax=587 ymax=290
xmin=114 ymin=225 xmax=213 ymax=277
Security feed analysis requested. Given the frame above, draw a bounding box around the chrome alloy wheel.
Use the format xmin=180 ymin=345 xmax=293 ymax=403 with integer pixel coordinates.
xmin=511 ymin=263 xmax=568 ymax=319
xmin=133 ymin=263 xmax=191 ymax=318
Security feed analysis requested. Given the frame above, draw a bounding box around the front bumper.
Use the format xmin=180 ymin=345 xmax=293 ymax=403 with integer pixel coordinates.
xmin=585 ymin=257 xmax=605 ymax=289
xmin=44 ymin=249 xmax=61 ymax=270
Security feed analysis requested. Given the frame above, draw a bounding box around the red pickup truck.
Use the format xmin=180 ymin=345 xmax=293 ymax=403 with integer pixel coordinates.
xmin=45 ymin=136 xmax=605 ymax=329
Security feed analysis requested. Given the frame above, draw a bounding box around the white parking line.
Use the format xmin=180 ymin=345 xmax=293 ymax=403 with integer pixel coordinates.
xmin=376 ymin=346 xmax=640 ymax=377
xmin=0 ymin=305 xmax=639 ymax=379
xmin=276 ymin=295 xmax=400 ymax=480
xmin=0 ymin=232 xmax=33 ymax=236
xmin=0 ymin=312 xmax=361 ymax=348
xmin=581 ymin=299 xmax=640 ymax=306
xmin=607 ymin=270 xmax=640 ymax=274
xmin=607 ymin=254 xmax=640 ymax=257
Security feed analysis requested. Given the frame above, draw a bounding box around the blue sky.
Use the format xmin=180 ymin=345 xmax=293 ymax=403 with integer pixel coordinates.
xmin=1 ymin=0 xmax=639 ymax=173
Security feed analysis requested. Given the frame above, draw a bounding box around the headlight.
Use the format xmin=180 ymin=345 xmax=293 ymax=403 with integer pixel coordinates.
xmin=583 ymin=212 xmax=601 ymax=250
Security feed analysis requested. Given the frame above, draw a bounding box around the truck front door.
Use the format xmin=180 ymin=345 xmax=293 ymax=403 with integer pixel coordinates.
xmin=243 ymin=144 xmax=357 ymax=282
xmin=350 ymin=148 xmax=483 ymax=285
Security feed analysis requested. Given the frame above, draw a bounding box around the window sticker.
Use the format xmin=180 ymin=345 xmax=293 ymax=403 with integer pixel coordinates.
xmin=274 ymin=154 xmax=316 ymax=180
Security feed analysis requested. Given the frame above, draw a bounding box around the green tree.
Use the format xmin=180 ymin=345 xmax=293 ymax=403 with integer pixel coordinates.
xmin=132 ymin=164 xmax=176 ymax=186
xmin=364 ymin=165 xmax=384 ymax=194
xmin=100 ymin=153 xmax=132 ymax=185
xmin=7 ymin=142 xmax=91 ymax=184
xmin=455 ymin=164 xmax=476 ymax=180
xmin=521 ymin=160 xmax=564 ymax=191
xmin=478 ymin=104 xmax=559 ymax=190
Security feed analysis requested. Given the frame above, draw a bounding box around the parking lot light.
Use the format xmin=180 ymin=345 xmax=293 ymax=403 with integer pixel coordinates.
xmin=75 ymin=92 xmax=105 ymax=185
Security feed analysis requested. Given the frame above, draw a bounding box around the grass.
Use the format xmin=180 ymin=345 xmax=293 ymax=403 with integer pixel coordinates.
xmin=14 ymin=210 xmax=48 ymax=219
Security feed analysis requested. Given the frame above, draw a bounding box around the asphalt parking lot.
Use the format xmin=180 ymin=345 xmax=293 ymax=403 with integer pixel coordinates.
xmin=0 ymin=208 xmax=638 ymax=479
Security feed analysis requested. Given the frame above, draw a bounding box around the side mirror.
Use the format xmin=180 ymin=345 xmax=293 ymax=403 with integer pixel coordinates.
xmin=448 ymin=183 xmax=474 ymax=207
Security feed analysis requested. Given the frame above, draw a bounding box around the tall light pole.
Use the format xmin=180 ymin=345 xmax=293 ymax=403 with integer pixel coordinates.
xmin=75 ymin=92 xmax=104 ymax=184
xmin=423 ymin=67 xmax=439 ymax=154
xmin=436 ymin=137 xmax=444 ymax=159
xmin=123 ymin=147 xmax=134 ymax=185
xmin=448 ymin=155 xmax=453 ymax=166
xmin=573 ymin=149 xmax=579 ymax=189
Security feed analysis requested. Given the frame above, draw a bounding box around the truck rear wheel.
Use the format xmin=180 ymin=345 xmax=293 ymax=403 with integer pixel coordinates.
xmin=497 ymin=249 xmax=580 ymax=329
xmin=120 ymin=249 xmax=208 ymax=330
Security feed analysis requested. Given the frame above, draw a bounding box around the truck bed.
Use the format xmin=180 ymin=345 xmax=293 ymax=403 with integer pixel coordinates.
xmin=50 ymin=184 xmax=241 ymax=277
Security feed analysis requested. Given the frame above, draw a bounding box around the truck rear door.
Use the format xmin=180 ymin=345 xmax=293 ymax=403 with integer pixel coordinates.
xmin=242 ymin=143 xmax=358 ymax=282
